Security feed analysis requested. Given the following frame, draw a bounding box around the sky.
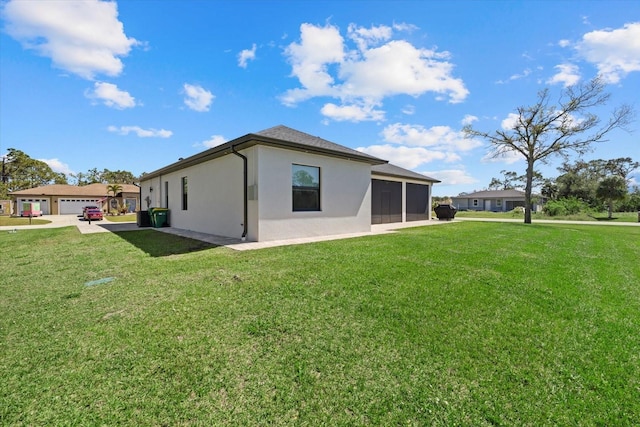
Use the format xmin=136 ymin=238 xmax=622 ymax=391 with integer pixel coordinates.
xmin=1 ymin=0 xmax=639 ymax=196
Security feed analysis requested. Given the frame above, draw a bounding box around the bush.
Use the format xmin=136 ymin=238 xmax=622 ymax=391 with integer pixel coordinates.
xmin=543 ymin=197 xmax=588 ymax=216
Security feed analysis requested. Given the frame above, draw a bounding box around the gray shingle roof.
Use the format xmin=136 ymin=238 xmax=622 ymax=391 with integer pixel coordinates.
xmin=453 ymin=189 xmax=527 ymax=198
xmin=142 ymin=125 xmax=386 ymax=179
xmin=372 ymin=163 xmax=441 ymax=183
xmin=254 ymin=125 xmax=385 ymax=163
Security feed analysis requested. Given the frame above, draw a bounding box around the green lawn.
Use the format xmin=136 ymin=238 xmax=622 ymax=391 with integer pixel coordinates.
xmin=1 ymin=223 xmax=639 ymax=425
xmin=0 ymin=216 xmax=51 ymax=226
xmin=104 ymin=213 xmax=137 ymax=222
xmin=456 ymin=210 xmax=639 ymax=222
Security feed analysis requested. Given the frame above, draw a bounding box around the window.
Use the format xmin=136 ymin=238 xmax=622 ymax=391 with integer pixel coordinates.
xmin=181 ymin=177 xmax=188 ymax=210
xmin=164 ymin=181 xmax=169 ymax=208
xmin=292 ymin=164 xmax=320 ymax=211
xmin=473 ymin=199 xmax=479 ymax=207
xmin=496 ymin=199 xmax=502 ymax=207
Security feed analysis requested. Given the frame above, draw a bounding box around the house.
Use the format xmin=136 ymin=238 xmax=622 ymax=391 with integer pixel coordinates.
xmin=451 ymin=189 xmax=544 ymax=212
xmin=9 ymin=183 xmax=140 ymax=215
xmin=139 ymin=125 xmax=440 ymax=242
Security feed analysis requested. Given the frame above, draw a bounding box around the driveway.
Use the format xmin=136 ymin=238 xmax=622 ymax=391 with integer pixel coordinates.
xmin=0 ymin=214 xmax=138 ymax=234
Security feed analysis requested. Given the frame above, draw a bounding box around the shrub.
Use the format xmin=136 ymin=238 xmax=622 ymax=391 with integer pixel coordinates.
xmin=543 ymin=200 xmax=567 ymax=216
xmin=543 ymin=197 xmax=588 ymax=216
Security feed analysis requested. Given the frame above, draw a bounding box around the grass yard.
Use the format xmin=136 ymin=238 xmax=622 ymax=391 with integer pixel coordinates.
xmin=104 ymin=213 xmax=137 ymax=222
xmin=1 ymin=222 xmax=639 ymax=425
xmin=0 ymin=216 xmax=51 ymax=226
xmin=456 ymin=210 xmax=639 ymax=222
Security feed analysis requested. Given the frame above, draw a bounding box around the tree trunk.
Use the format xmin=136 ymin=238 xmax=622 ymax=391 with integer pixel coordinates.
xmin=524 ymin=160 xmax=534 ymax=224
xmin=608 ymin=199 xmax=613 ymax=219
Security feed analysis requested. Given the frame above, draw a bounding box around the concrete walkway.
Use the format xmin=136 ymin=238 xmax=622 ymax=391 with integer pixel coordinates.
xmin=0 ymin=215 xmax=454 ymax=251
xmin=3 ymin=214 xmax=636 ymax=251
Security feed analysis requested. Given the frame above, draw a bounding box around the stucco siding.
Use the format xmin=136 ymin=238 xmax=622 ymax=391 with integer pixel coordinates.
xmin=142 ymin=155 xmax=245 ymax=238
xmin=255 ymin=145 xmax=372 ymax=241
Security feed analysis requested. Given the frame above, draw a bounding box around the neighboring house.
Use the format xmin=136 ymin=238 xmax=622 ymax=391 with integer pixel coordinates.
xmin=139 ymin=125 xmax=440 ymax=242
xmin=9 ymin=183 xmax=140 ymax=215
xmin=0 ymin=200 xmax=11 ymax=216
xmin=451 ymin=189 xmax=544 ymax=212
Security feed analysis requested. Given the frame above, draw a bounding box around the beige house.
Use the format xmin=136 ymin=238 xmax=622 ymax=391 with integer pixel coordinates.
xmin=9 ymin=183 xmax=140 ymax=216
xmin=140 ymin=125 xmax=440 ymax=242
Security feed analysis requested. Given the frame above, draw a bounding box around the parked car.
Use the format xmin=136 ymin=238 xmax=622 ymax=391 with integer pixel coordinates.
xmin=84 ymin=208 xmax=103 ymax=221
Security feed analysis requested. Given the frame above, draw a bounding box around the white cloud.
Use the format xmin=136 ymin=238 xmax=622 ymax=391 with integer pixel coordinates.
xmin=281 ymin=22 xmax=468 ymax=121
xmin=347 ymin=23 xmax=393 ymax=51
xmin=401 ymin=104 xmax=415 ymax=115
xmin=558 ymin=39 xmax=571 ymax=48
xmin=3 ymin=0 xmax=138 ymax=79
xmin=461 ymin=114 xmax=478 ymax=126
xmin=381 ymin=123 xmax=482 ymax=151
xmin=40 ymin=158 xmax=74 ymax=176
xmin=183 ymin=83 xmax=214 ymax=112
xmin=481 ymin=150 xmax=522 ymax=165
xmin=423 ymin=169 xmax=478 ymax=186
xmin=281 ymin=23 xmax=345 ymax=105
xmin=547 ymin=63 xmax=581 ymax=87
xmin=577 ymin=22 xmax=640 ymax=83
xmin=201 ymin=135 xmax=227 ymax=148
xmin=238 ymin=44 xmax=257 ymax=68
xmin=500 ymin=113 xmax=520 ymax=131
xmin=320 ymin=102 xmax=385 ymax=122
xmin=497 ymin=68 xmax=531 ymax=84
xmin=108 ymin=125 xmax=172 ymax=138
xmin=357 ymin=144 xmax=459 ymax=169
xmin=355 ymin=122 xmax=484 ymax=170
xmin=85 ymin=82 xmax=136 ymax=109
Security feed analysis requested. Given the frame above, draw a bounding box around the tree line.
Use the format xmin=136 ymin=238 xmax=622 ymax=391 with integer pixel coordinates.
xmin=1 ymin=148 xmax=137 ymax=199
xmin=464 ymin=78 xmax=634 ymax=223
xmin=485 ymin=157 xmax=640 ymax=217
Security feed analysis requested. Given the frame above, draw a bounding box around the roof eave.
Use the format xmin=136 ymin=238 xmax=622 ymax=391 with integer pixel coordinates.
xmin=372 ymin=170 xmax=441 ymax=183
xmin=140 ymin=133 xmax=385 ymax=181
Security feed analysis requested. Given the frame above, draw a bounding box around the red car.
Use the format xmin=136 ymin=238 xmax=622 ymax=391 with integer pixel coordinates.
xmin=84 ymin=208 xmax=103 ymax=221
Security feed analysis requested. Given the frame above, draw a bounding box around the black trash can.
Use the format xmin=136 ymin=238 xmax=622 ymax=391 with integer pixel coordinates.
xmin=434 ymin=204 xmax=457 ymax=221
xmin=137 ymin=210 xmax=151 ymax=227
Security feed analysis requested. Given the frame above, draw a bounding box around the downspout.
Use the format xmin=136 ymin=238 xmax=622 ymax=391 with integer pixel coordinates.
xmin=132 ymin=181 xmax=141 ymax=211
xmin=231 ymin=144 xmax=248 ymax=240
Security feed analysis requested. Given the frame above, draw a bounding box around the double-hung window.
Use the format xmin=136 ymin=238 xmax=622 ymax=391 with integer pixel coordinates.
xmin=292 ymin=164 xmax=320 ymax=211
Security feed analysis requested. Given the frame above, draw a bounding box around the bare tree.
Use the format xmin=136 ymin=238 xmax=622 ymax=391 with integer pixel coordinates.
xmin=464 ymin=78 xmax=634 ymax=223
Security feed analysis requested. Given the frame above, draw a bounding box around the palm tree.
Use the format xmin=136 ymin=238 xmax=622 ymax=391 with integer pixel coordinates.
xmin=106 ymin=184 xmax=123 ymax=215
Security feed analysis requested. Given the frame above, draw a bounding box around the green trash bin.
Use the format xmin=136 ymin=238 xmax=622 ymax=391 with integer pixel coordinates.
xmin=148 ymin=207 xmax=156 ymax=227
xmin=151 ymin=208 xmax=169 ymax=228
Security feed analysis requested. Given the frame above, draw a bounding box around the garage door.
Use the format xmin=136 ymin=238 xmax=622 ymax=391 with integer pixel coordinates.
xmin=371 ymin=179 xmax=402 ymax=224
xmin=406 ymin=183 xmax=429 ymax=221
xmin=17 ymin=198 xmax=50 ymax=215
xmin=59 ymin=198 xmax=102 ymax=215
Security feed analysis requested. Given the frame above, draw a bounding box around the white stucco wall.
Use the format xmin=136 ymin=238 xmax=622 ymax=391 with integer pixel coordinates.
xmin=254 ymin=145 xmax=372 ymax=241
xmin=141 ymin=155 xmax=245 ymax=238
xmin=140 ymin=145 xmax=374 ymax=242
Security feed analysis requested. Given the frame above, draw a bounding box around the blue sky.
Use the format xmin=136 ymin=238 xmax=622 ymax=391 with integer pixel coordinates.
xmin=1 ymin=0 xmax=639 ymax=196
